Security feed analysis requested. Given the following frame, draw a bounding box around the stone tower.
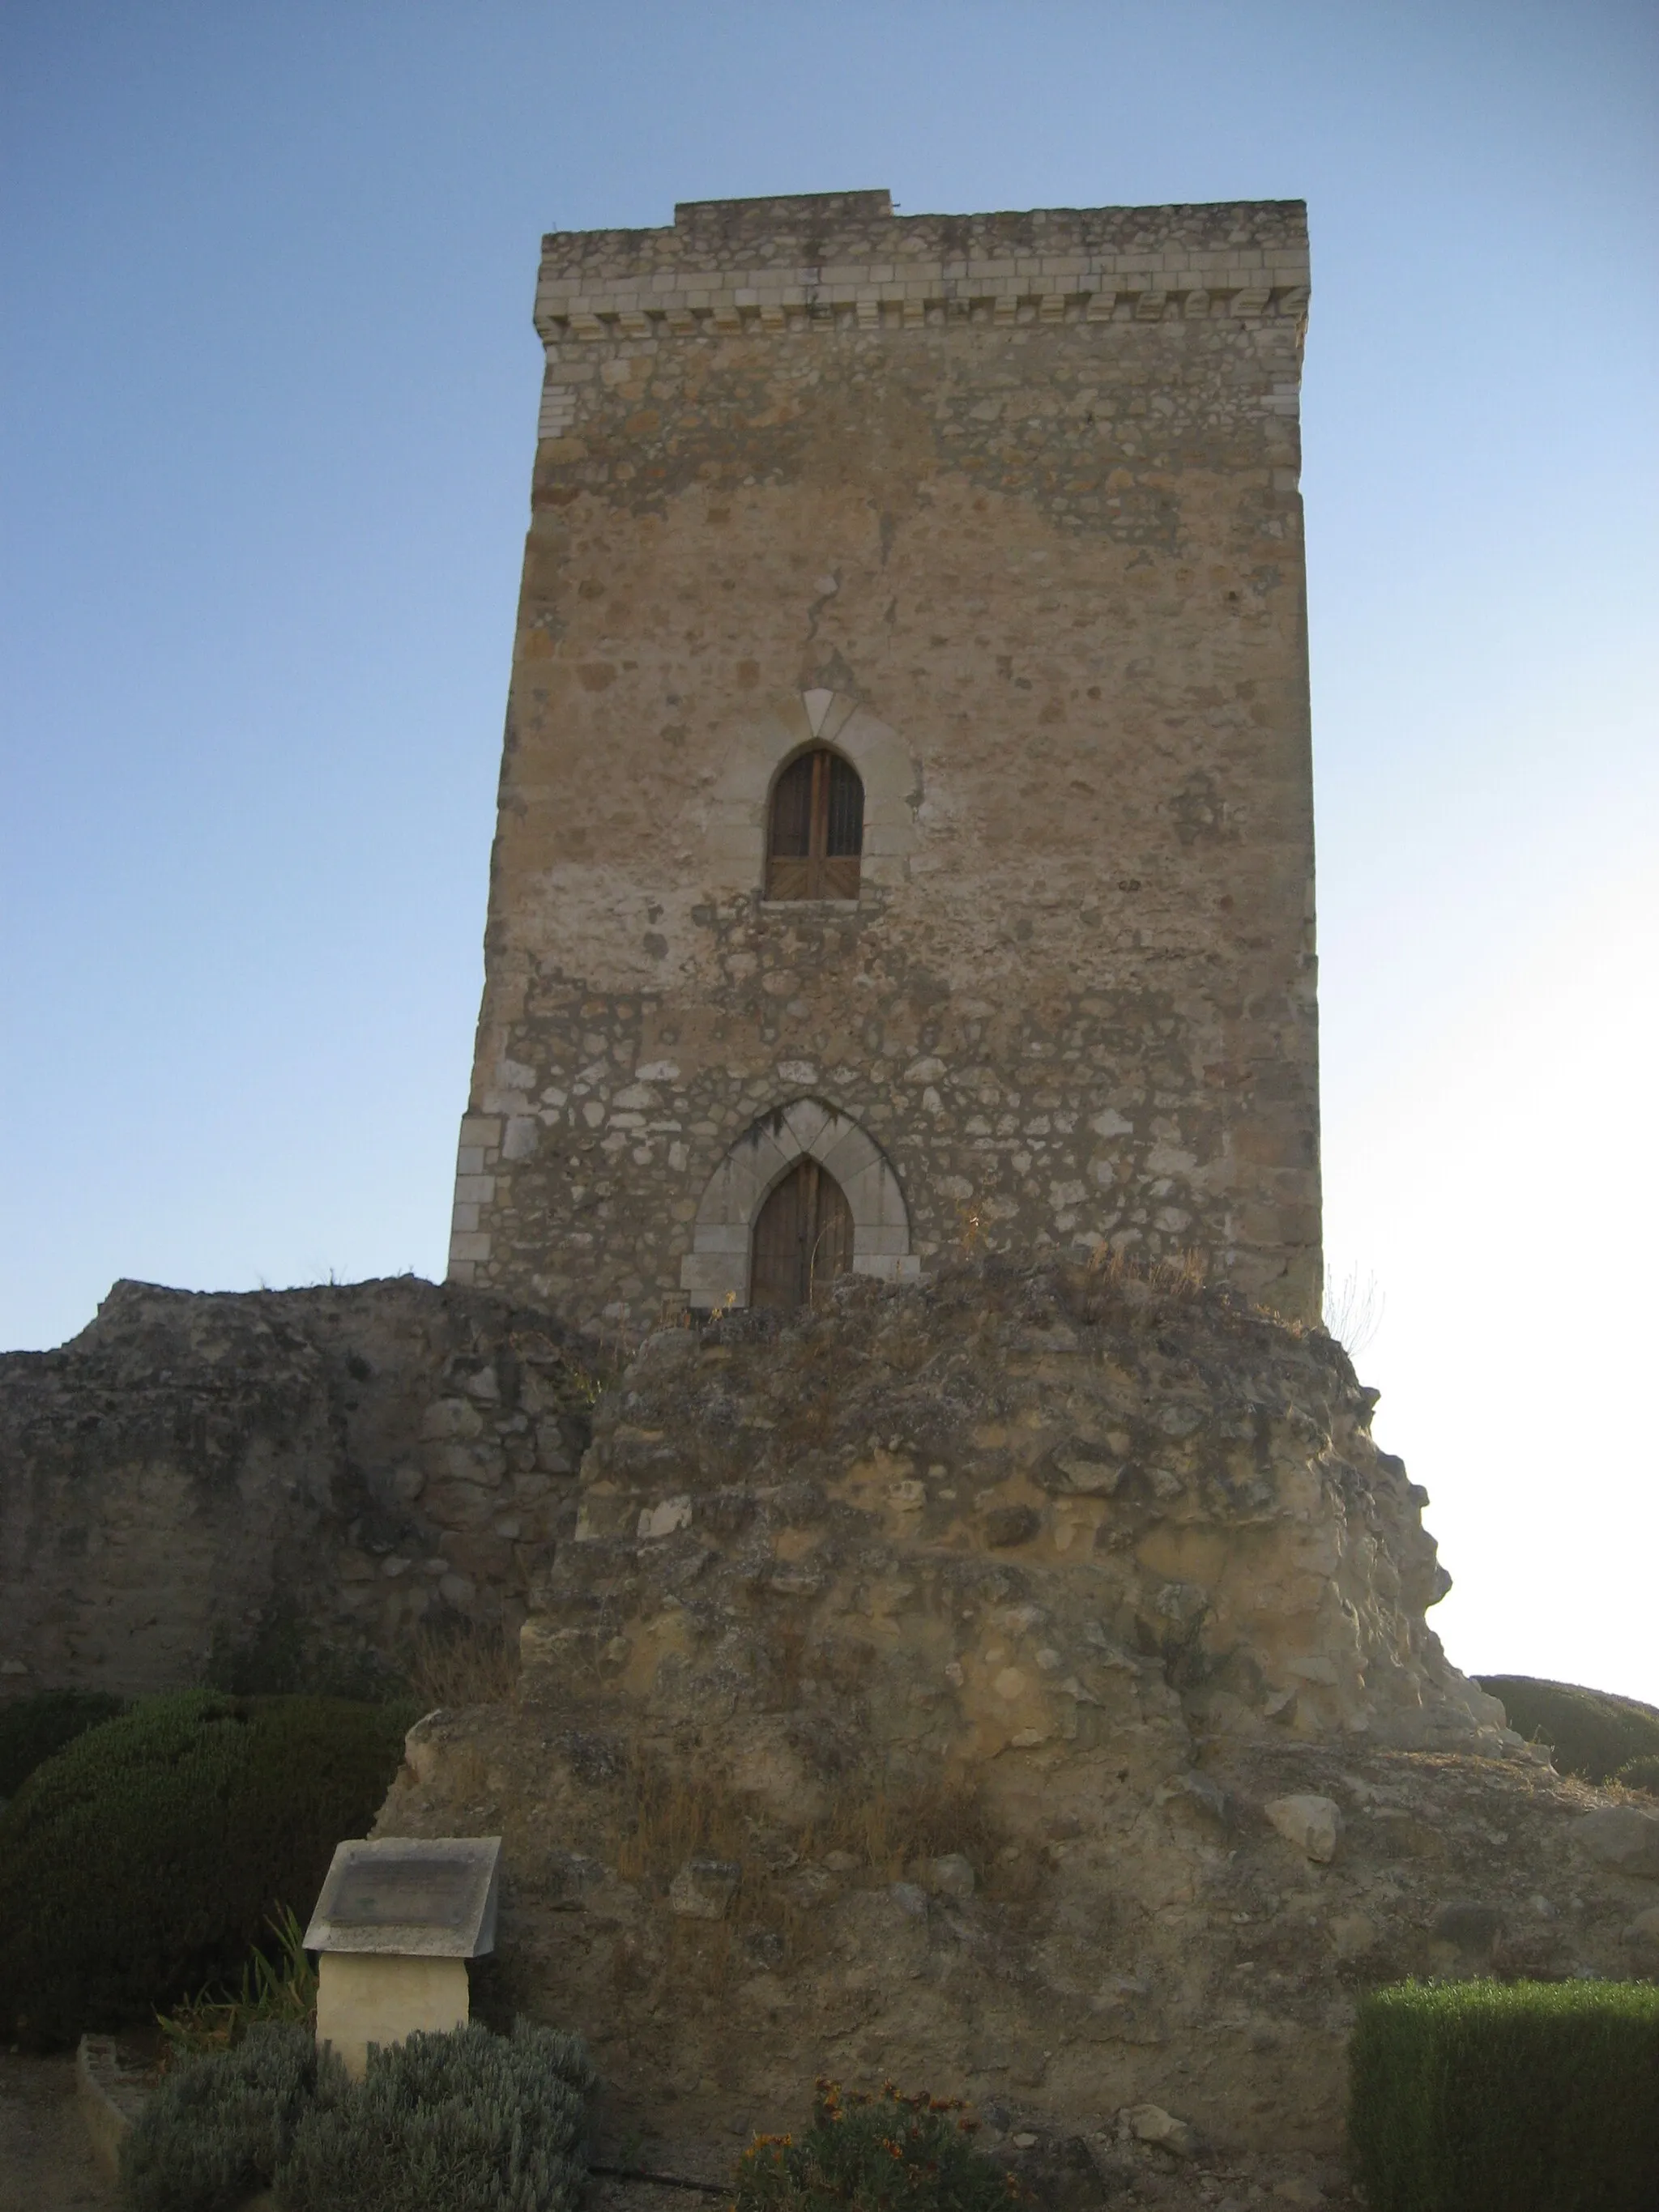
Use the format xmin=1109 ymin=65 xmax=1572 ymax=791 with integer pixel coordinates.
xmin=446 ymin=191 xmax=1320 ymax=1332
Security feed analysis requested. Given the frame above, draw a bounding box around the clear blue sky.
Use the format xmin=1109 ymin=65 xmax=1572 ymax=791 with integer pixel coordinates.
xmin=4 ymin=2 xmax=1656 ymax=1701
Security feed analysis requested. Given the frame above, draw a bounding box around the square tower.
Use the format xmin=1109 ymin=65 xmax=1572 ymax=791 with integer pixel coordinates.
xmin=448 ymin=192 xmax=1320 ymax=1331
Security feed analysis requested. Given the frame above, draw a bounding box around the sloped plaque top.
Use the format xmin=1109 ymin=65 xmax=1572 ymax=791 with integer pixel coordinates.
xmin=303 ymin=1835 xmax=501 ymax=1958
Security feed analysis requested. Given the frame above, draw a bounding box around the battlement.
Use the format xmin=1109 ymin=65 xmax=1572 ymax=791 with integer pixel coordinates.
xmin=673 ymin=187 xmax=895 ymax=232
xmin=535 ymin=194 xmax=1309 ymax=344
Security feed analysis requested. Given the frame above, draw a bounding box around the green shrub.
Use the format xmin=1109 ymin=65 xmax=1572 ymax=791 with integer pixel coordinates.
xmin=1349 ymin=1980 xmax=1659 ymax=2212
xmin=1617 ymin=1754 xmax=1659 ymax=1797
xmin=0 ymin=1690 xmax=126 ymax=1798
xmin=733 ymin=2082 xmax=1020 ymax=2212
xmin=275 ymin=2020 xmax=594 ymax=2212
xmin=1477 ymin=1675 xmax=1659 ymax=1783
xmin=119 ymin=2022 xmax=315 ymax=2212
xmin=0 ymin=1690 xmax=408 ymax=2048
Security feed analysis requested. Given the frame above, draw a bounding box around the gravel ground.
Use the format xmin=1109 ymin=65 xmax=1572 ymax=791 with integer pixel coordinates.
xmin=0 ymin=2052 xmax=115 ymax=2212
xmin=585 ymin=2129 xmax=1362 ymax=2212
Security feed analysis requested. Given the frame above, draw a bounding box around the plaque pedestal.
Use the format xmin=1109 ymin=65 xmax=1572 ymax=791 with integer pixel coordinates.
xmin=316 ymin=1951 xmax=471 ymax=2080
xmin=303 ymin=1834 xmax=503 ymax=2078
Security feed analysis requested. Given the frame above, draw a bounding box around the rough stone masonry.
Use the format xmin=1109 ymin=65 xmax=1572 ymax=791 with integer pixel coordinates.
xmin=382 ymin=1261 xmax=1659 ymax=2165
xmin=446 ymin=191 xmax=1320 ymax=1336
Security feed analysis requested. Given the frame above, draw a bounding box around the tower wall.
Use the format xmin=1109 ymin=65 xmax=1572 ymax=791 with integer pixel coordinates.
xmin=449 ymin=192 xmax=1320 ymax=1331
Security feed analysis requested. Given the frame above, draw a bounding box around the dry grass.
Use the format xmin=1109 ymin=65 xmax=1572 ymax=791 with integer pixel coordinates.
xmin=616 ymin=1765 xmax=993 ymax=1890
xmin=401 ymin=1620 xmax=519 ymax=1708
xmin=1322 ymin=1263 xmax=1385 ymax=1357
xmin=614 ymin=1768 xmax=752 ymax=1885
xmin=1038 ymin=1240 xmax=1321 ymax=1344
xmin=610 ymin=1759 xmax=1004 ymax=1988
xmin=1063 ymin=1240 xmax=1209 ymax=1328
xmin=1086 ymin=1241 xmax=1209 ymax=1296
xmin=804 ymin=1775 xmax=999 ymax=1882
xmin=911 ymin=1241 xmax=1210 ymax=1329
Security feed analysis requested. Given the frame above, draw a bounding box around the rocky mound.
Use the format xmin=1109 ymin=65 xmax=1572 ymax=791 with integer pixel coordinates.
xmin=375 ymin=1259 xmax=1659 ymax=2164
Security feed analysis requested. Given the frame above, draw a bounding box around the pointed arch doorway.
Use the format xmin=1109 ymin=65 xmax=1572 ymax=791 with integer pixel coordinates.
xmin=680 ymin=1097 xmax=919 ymax=1311
xmin=750 ymin=1157 xmax=854 ymax=1309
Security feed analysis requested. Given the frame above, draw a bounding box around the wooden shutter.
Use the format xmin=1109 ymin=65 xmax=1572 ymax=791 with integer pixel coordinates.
xmin=766 ymin=748 xmax=863 ymax=901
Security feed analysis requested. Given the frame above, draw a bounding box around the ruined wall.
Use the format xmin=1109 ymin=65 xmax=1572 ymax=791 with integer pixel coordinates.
xmin=524 ymin=1256 xmax=1500 ymax=1772
xmin=0 ymin=1279 xmax=592 ymax=1698
xmin=450 ymin=191 xmax=1320 ymax=1336
xmin=381 ymin=1260 xmax=1659 ymax=2161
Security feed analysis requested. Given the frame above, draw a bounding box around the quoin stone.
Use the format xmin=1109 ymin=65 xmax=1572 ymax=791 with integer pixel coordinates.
xmin=446 ymin=190 xmax=1320 ymax=1331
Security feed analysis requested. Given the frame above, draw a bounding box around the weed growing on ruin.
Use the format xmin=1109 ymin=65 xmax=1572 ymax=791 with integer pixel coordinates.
xmin=156 ymin=1907 xmax=317 ymax=2062
xmin=403 ymin=1619 xmax=519 ymax=1707
xmin=732 ymin=2081 xmax=1021 ymax=2212
xmin=617 ymin=1762 xmax=993 ymax=1896
xmin=568 ymin=1324 xmax=639 ymax=1405
xmin=1322 ymin=1263 xmax=1385 ymax=1357
xmin=1080 ymin=1241 xmax=1207 ymax=1311
xmin=203 ymin=1599 xmax=402 ymax=1702
xmin=616 ymin=1765 xmax=750 ymax=1885
xmin=1109 ymin=1242 xmax=1207 ymax=1292
xmin=611 ymin=1755 xmax=1003 ymax=1988
xmin=804 ymin=1779 xmax=997 ymax=1886
xmin=954 ymin=1202 xmax=986 ymax=1255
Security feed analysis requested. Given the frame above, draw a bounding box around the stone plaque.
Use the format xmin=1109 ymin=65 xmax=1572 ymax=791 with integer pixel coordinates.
xmin=304 ymin=1835 xmax=501 ymax=1957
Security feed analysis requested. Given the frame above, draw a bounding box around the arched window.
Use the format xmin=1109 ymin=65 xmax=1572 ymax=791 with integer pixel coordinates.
xmin=750 ymin=1157 xmax=854 ymax=1308
xmin=766 ymin=747 xmax=864 ymax=901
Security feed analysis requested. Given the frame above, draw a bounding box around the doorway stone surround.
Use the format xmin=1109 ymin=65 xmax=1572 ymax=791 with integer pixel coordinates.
xmin=680 ymin=1097 xmax=916 ymax=1310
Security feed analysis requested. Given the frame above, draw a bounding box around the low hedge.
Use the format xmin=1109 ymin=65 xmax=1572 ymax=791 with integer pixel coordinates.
xmin=0 ymin=1689 xmax=126 ymax=1799
xmin=0 ymin=1690 xmax=410 ymax=2048
xmin=1349 ymin=1980 xmax=1659 ymax=2212
xmin=119 ymin=2018 xmax=593 ymax=2212
xmin=1476 ymin=1675 xmax=1659 ymax=1784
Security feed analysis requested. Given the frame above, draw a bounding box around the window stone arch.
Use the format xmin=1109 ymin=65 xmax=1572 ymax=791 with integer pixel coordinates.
xmin=680 ymin=1098 xmax=919 ymax=1310
xmin=702 ymin=690 xmax=917 ymax=898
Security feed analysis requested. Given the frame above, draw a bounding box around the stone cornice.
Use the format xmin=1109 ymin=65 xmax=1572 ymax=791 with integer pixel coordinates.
xmin=533 ymin=194 xmax=1309 ymax=346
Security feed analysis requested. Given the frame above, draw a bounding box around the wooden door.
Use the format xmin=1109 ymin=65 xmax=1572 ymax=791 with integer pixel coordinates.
xmin=750 ymin=1158 xmax=855 ymax=1309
